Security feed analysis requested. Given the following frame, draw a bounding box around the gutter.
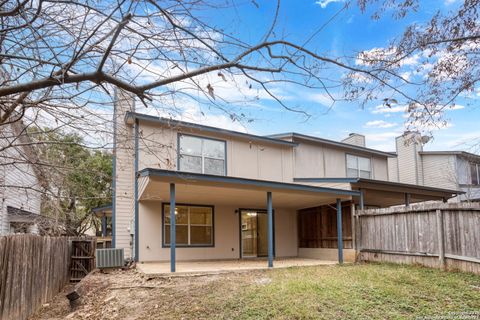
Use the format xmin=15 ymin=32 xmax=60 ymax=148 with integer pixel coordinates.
xmin=124 ymin=112 xmax=298 ymax=148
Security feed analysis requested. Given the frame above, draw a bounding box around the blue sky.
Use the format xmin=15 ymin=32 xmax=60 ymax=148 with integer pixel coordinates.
xmin=177 ymin=0 xmax=480 ymax=153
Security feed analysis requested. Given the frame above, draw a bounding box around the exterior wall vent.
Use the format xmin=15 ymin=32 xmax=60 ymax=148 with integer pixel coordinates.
xmin=96 ymin=248 xmax=124 ymax=269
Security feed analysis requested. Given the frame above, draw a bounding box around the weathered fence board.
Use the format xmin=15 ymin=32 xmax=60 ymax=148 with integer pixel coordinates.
xmin=0 ymin=235 xmax=96 ymax=320
xmin=356 ymin=202 xmax=480 ymax=274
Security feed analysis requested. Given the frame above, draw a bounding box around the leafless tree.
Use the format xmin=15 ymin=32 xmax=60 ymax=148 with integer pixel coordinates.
xmin=2 ymin=0 xmax=479 ymax=134
xmin=354 ymin=0 xmax=480 ymax=137
xmin=1 ymin=0 xmax=479 ymax=233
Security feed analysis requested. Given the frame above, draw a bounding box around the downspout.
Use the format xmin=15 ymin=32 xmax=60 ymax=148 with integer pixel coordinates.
xmin=111 ymin=93 xmax=117 ymax=247
xmin=414 ymin=143 xmax=419 ymax=185
xmin=134 ymin=118 xmax=139 ymax=262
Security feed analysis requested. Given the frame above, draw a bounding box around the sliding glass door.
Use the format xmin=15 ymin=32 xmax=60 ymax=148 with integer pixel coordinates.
xmin=240 ymin=210 xmax=269 ymax=258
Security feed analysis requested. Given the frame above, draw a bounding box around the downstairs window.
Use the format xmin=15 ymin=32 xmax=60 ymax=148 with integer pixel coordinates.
xmin=163 ymin=204 xmax=214 ymax=247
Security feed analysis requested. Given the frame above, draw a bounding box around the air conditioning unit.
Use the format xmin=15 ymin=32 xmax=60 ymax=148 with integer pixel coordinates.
xmin=96 ymin=248 xmax=124 ymax=269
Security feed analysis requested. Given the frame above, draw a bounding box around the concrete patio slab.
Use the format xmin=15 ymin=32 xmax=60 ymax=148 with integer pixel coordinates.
xmin=136 ymin=258 xmax=338 ymax=277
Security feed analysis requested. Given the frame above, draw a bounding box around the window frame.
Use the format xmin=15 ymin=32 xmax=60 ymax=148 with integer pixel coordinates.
xmin=177 ymin=133 xmax=227 ymax=176
xmin=161 ymin=203 xmax=215 ymax=248
xmin=345 ymin=154 xmax=372 ymax=179
xmin=470 ymin=162 xmax=480 ymax=186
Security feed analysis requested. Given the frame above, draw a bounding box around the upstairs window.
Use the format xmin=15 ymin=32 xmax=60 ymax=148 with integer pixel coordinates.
xmin=346 ymin=154 xmax=371 ymax=179
xmin=178 ymin=135 xmax=226 ymax=175
xmin=470 ymin=162 xmax=480 ymax=185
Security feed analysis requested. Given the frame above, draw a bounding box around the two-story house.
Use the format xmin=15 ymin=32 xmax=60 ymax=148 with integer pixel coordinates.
xmin=112 ymin=90 xmax=461 ymax=271
xmin=0 ymin=120 xmax=45 ymax=234
xmin=388 ymin=132 xmax=480 ymax=202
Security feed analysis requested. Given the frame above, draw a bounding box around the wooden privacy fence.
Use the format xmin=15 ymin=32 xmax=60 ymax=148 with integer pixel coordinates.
xmin=0 ymin=235 xmax=96 ymax=320
xmin=356 ymin=202 xmax=480 ymax=274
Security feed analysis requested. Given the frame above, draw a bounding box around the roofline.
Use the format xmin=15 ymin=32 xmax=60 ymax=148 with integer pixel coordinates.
xmin=419 ymin=151 xmax=480 ymax=159
xmin=139 ymin=169 xmax=361 ymax=197
xmin=268 ymin=132 xmax=396 ymax=157
xmin=293 ymin=177 xmax=464 ymax=195
xmin=91 ymin=204 xmax=112 ymax=212
xmin=125 ymin=112 xmax=298 ymax=147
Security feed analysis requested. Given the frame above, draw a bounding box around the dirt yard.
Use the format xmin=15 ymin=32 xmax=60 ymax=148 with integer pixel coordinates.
xmin=29 ymin=263 xmax=480 ymax=320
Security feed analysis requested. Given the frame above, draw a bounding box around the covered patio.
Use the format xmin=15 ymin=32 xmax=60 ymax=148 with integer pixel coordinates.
xmin=137 ymin=258 xmax=338 ymax=277
xmin=135 ymin=169 xmax=361 ymax=272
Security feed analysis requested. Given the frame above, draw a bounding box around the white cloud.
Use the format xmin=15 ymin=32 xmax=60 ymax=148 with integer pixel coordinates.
xmin=444 ymin=0 xmax=459 ymax=5
xmin=364 ymin=131 xmax=402 ymax=151
xmin=449 ymin=104 xmax=465 ymax=110
xmin=136 ymin=96 xmax=249 ymax=133
xmin=315 ymin=0 xmax=344 ymax=9
xmin=364 ymin=120 xmax=397 ymax=129
xmin=355 ymin=47 xmax=396 ymax=66
xmin=371 ymin=105 xmax=406 ymax=114
xmin=305 ymin=92 xmax=337 ymax=107
xmin=400 ymin=71 xmax=412 ymax=81
xmin=365 ymin=131 xmax=401 ymax=142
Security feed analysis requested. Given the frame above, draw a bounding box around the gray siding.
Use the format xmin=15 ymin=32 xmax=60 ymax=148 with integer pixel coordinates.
xmin=396 ymin=134 xmax=423 ymax=185
xmin=422 ymin=154 xmax=458 ymax=190
xmin=387 ymin=157 xmax=399 ymax=182
xmin=0 ymin=124 xmax=41 ymax=234
xmin=293 ymin=141 xmax=389 ymax=180
xmin=113 ymin=91 xmax=136 ymax=258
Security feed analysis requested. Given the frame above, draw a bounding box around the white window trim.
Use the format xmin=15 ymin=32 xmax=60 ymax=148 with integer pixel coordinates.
xmin=178 ymin=134 xmax=226 ymax=175
xmin=470 ymin=162 xmax=480 ymax=186
xmin=164 ymin=205 xmax=214 ymax=247
xmin=346 ymin=154 xmax=372 ymax=179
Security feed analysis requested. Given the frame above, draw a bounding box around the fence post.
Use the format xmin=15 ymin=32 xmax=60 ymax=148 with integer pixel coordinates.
xmin=436 ymin=209 xmax=445 ymax=270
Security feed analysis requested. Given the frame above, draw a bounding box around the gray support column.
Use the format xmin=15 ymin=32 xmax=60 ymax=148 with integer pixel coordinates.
xmin=134 ymin=119 xmax=139 ymax=261
xmin=101 ymin=212 xmax=107 ymax=237
xmin=267 ymin=191 xmax=273 ymax=268
xmin=351 ymin=204 xmax=356 ymax=251
xmin=170 ymin=183 xmax=176 ymax=272
xmin=336 ymin=198 xmax=344 ymax=264
xmin=359 ymin=188 xmax=365 ymax=210
xmin=405 ymin=193 xmax=411 ymax=207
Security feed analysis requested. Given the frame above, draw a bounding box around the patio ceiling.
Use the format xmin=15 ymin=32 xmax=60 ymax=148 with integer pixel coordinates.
xmin=138 ymin=169 xmax=360 ymax=209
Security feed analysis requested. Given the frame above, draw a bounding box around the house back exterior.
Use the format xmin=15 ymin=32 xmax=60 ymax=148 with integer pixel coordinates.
xmin=388 ymin=132 xmax=480 ymax=202
xmin=112 ymin=91 xmax=462 ymax=265
xmin=0 ymin=121 xmax=43 ymax=234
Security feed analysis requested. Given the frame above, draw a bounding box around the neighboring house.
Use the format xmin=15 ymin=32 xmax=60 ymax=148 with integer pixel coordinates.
xmin=0 ymin=121 xmax=45 ymax=234
xmin=112 ymin=90 xmax=461 ymax=268
xmin=92 ymin=205 xmax=113 ymax=248
xmin=388 ymin=132 xmax=480 ymax=202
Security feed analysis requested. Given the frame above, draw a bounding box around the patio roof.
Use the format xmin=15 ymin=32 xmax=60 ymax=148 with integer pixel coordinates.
xmin=293 ymin=177 xmax=463 ymax=207
xmin=137 ymin=169 xmax=360 ymax=209
xmin=267 ymin=132 xmax=396 ymax=158
xmin=91 ymin=204 xmax=112 ymax=218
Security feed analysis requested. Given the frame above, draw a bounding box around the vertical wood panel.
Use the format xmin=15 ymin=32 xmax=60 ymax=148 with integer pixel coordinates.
xmin=0 ymin=235 xmax=96 ymax=320
xmin=356 ymin=203 xmax=480 ymax=275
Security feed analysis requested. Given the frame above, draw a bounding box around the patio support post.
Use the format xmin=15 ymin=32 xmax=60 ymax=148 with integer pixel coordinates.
xmin=405 ymin=193 xmax=411 ymax=207
xmin=170 ymin=183 xmax=176 ymax=272
xmin=336 ymin=198 xmax=344 ymax=264
xmin=359 ymin=188 xmax=364 ymax=210
xmin=101 ymin=212 xmax=107 ymax=237
xmin=267 ymin=191 xmax=273 ymax=268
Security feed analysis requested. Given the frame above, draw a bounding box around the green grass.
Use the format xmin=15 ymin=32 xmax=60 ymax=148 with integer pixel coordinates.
xmin=168 ymin=263 xmax=480 ymax=320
